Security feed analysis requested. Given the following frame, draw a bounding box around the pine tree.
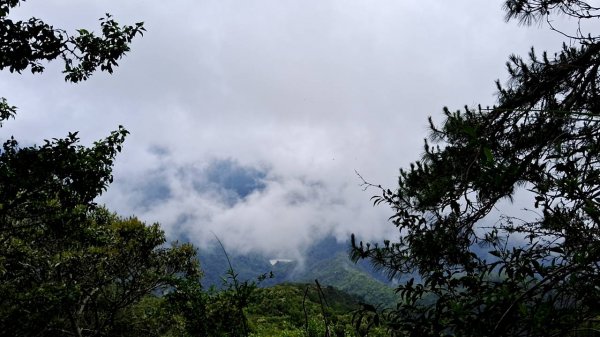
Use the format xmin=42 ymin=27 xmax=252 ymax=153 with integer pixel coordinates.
xmin=352 ymin=2 xmax=600 ymax=336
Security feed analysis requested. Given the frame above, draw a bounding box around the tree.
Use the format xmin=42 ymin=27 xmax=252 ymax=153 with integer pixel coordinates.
xmin=0 ymin=2 xmax=208 ymax=336
xmin=0 ymin=72 xmax=206 ymax=336
xmin=0 ymin=0 xmax=145 ymax=122
xmin=0 ymin=0 xmax=145 ymax=82
xmin=352 ymin=2 xmax=600 ymax=336
xmin=0 ymin=204 xmax=201 ymax=336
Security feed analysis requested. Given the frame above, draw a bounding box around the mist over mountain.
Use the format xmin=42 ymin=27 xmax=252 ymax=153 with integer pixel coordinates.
xmin=197 ymin=234 xmax=400 ymax=307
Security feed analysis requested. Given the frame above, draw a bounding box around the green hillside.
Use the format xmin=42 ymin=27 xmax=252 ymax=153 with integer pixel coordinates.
xmin=197 ymin=236 xmax=400 ymax=310
xmin=294 ymin=252 xmax=399 ymax=308
xmin=246 ymin=283 xmax=387 ymax=337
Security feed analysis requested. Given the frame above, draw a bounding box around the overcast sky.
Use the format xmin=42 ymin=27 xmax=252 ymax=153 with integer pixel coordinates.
xmin=0 ymin=0 xmax=576 ymax=258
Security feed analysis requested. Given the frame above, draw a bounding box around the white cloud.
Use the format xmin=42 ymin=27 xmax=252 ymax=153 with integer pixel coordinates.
xmin=0 ymin=0 xmax=572 ymax=256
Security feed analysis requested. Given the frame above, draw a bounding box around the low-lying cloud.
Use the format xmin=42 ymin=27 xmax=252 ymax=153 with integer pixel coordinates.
xmin=0 ymin=0 xmax=571 ymax=259
xmin=105 ymin=154 xmax=395 ymax=258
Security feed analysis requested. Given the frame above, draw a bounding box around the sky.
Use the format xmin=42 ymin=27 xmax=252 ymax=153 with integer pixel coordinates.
xmin=0 ymin=0 xmax=577 ymax=258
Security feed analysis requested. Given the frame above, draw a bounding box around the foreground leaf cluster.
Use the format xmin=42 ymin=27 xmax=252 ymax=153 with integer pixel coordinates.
xmin=0 ymin=2 xmax=209 ymax=336
xmin=353 ymin=1 xmax=600 ymax=336
xmin=0 ymin=127 xmax=207 ymax=336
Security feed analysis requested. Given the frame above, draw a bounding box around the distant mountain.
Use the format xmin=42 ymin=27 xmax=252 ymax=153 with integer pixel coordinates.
xmin=293 ymin=251 xmax=398 ymax=308
xmin=197 ymin=235 xmax=399 ymax=308
xmin=197 ymin=245 xmax=277 ymax=288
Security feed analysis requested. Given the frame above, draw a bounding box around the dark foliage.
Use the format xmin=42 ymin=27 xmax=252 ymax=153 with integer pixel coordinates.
xmin=0 ymin=0 xmax=144 ymax=83
xmin=0 ymin=129 xmax=204 ymax=337
xmin=0 ymin=2 xmax=210 ymax=336
xmin=352 ymin=1 xmax=600 ymax=336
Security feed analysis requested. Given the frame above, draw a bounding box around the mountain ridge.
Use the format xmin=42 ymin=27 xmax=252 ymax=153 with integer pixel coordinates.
xmin=197 ymin=235 xmax=398 ymax=308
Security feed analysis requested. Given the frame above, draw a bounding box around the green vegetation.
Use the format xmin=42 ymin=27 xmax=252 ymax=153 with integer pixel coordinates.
xmin=352 ymin=1 xmax=600 ymax=336
xmin=246 ymin=283 xmax=387 ymax=337
xmin=0 ymin=1 xmax=144 ymax=84
xmin=0 ymin=2 xmax=387 ymax=336
xmin=4 ymin=0 xmax=600 ymax=336
xmin=297 ymin=252 xmax=398 ymax=308
xmin=0 ymin=2 xmax=208 ymax=336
